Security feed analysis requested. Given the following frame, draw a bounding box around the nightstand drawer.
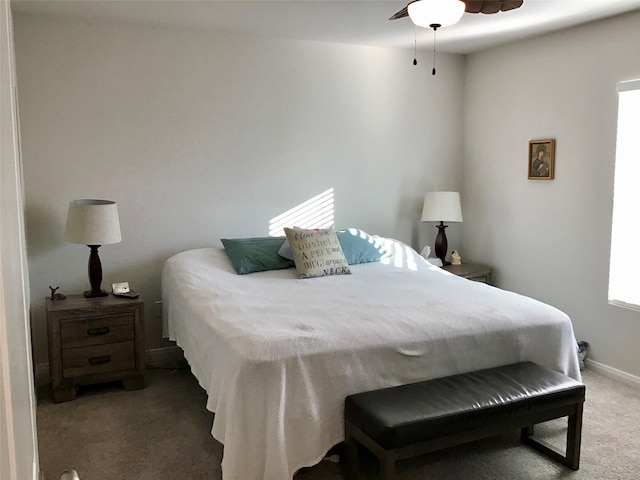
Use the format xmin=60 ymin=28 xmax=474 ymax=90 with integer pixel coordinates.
xmin=47 ymin=294 xmax=145 ymax=402
xmin=60 ymin=314 xmax=134 ymax=348
xmin=442 ymin=264 xmax=492 ymax=285
xmin=62 ymin=341 xmax=135 ymax=378
xmin=468 ymin=275 xmax=490 ymax=283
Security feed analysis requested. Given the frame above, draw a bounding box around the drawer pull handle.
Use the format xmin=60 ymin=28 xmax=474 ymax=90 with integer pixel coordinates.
xmin=88 ymin=355 xmax=111 ymax=366
xmin=87 ymin=326 xmax=110 ymax=336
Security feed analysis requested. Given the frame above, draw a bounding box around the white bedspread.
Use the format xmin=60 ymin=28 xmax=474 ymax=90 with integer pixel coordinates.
xmin=161 ymin=239 xmax=580 ymax=480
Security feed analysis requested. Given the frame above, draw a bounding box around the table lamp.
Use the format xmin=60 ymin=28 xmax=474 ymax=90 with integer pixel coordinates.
xmin=421 ymin=191 xmax=463 ymax=266
xmin=65 ymin=199 xmax=121 ymax=297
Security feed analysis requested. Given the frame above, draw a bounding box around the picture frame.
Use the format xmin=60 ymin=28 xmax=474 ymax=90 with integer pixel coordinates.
xmin=528 ymin=139 xmax=555 ymax=180
xmin=111 ymin=282 xmax=130 ymax=294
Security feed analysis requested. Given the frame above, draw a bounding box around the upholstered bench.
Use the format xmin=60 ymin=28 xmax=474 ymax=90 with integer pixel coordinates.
xmin=344 ymin=362 xmax=585 ymax=480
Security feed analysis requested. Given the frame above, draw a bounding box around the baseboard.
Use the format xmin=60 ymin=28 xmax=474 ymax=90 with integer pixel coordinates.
xmin=586 ymin=359 xmax=640 ymax=388
xmin=35 ymin=346 xmax=187 ymax=386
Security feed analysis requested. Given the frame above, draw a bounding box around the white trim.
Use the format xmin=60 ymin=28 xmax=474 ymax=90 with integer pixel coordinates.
xmin=608 ymin=298 xmax=640 ymax=313
xmin=618 ymin=78 xmax=640 ymax=93
xmin=585 ymin=359 xmax=640 ymax=388
xmin=609 ymin=80 xmax=640 ymax=309
xmin=0 ymin=272 xmax=17 ymax=480
xmin=1 ymin=1 xmax=39 ymax=478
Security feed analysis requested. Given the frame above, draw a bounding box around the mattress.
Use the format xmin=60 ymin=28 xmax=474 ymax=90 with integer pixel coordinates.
xmin=161 ymin=238 xmax=580 ymax=480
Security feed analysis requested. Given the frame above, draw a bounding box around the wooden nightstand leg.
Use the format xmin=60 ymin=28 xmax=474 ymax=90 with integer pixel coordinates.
xmin=53 ymin=386 xmax=77 ymax=403
xmin=122 ymin=375 xmax=145 ymax=391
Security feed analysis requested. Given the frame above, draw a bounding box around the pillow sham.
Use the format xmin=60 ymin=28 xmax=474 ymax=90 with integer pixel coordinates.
xmin=283 ymin=227 xmax=351 ymax=279
xmin=221 ymin=236 xmax=294 ymax=275
xmin=278 ymin=228 xmax=386 ymax=265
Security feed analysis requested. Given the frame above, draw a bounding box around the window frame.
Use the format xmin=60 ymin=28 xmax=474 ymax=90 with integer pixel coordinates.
xmin=608 ymin=79 xmax=640 ymax=312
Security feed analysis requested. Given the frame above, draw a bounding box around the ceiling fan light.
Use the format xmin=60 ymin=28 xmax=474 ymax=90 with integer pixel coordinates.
xmin=407 ymin=0 xmax=465 ymax=28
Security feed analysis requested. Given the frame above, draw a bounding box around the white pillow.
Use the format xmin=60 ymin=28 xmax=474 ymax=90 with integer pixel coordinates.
xmin=283 ymin=227 xmax=351 ymax=279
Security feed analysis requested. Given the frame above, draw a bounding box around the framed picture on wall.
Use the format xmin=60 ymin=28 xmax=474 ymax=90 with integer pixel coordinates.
xmin=528 ymin=139 xmax=555 ymax=180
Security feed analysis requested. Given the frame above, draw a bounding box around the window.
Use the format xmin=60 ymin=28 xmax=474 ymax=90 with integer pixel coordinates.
xmin=608 ymin=79 xmax=640 ymax=311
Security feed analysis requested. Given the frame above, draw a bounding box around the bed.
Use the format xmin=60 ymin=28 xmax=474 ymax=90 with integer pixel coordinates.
xmin=161 ymin=235 xmax=580 ymax=480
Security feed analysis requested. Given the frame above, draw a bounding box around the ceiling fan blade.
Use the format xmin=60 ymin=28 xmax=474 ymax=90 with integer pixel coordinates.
xmin=464 ymin=1 xmax=523 ymax=14
xmin=464 ymin=1 xmax=482 ymax=13
xmin=465 ymin=2 xmax=499 ymax=14
xmin=389 ymin=6 xmax=409 ymax=21
xmin=501 ymin=1 xmax=524 ymax=12
xmin=388 ymin=0 xmax=523 ymax=21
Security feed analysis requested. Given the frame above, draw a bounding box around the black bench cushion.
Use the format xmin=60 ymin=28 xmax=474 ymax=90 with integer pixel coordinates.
xmin=344 ymin=362 xmax=585 ymax=449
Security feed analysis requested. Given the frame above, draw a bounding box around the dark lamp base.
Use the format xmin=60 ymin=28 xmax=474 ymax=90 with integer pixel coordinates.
xmin=434 ymin=222 xmax=450 ymax=267
xmin=84 ymin=289 xmax=108 ymax=298
xmin=85 ymin=245 xmax=108 ymax=298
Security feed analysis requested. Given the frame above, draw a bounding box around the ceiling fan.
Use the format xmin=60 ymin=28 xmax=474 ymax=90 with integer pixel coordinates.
xmin=389 ymin=0 xmax=524 ymax=23
xmin=391 ymin=1 xmax=524 ymax=74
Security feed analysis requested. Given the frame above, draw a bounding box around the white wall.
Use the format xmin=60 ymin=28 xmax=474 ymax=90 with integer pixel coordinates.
xmin=13 ymin=14 xmax=465 ymax=366
xmin=0 ymin=2 xmax=39 ymax=478
xmin=463 ymin=12 xmax=640 ymax=378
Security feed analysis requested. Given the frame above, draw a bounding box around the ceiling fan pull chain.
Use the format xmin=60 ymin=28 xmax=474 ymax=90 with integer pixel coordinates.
xmin=431 ymin=24 xmax=439 ymax=76
xmin=413 ymin=24 xmax=418 ymax=66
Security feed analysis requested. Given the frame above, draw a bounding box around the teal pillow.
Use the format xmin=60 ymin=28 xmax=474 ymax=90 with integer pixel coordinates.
xmin=221 ymin=237 xmax=294 ymax=274
xmin=336 ymin=228 xmax=386 ymax=265
xmin=277 ymin=228 xmax=386 ymax=265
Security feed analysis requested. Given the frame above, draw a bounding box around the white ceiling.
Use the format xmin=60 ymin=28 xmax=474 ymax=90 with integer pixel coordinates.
xmin=11 ymin=0 xmax=640 ymax=54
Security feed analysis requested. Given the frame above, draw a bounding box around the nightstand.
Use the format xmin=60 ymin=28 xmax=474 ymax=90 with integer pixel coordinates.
xmin=46 ymin=294 xmax=145 ymax=403
xmin=442 ymin=263 xmax=492 ymax=284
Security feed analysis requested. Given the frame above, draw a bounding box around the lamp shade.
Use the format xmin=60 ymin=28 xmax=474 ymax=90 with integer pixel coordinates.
xmin=421 ymin=191 xmax=463 ymax=222
xmin=64 ymin=199 xmax=122 ymax=245
xmin=408 ymin=0 xmax=465 ymax=28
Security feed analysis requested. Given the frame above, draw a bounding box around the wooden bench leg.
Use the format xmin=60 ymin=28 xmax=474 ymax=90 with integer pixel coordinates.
xmin=345 ymin=420 xmax=397 ymax=480
xmin=520 ymin=425 xmax=534 ymax=440
xmin=521 ymin=402 xmax=583 ymax=471
xmin=379 ymin=451 xmax=396 ymax=480
xmin=344 ymin=422 xmax=361 ymax=480
xmin=565 ymin=402 xmax=583 ymax=470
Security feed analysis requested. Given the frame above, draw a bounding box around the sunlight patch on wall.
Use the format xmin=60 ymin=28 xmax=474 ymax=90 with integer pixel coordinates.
xmin=269 ymin=188 xmax=334 ymax=237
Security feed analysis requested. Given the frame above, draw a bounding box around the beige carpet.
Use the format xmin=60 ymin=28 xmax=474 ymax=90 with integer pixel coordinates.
xmin=37 ymin=366 xmax=640 ymax=480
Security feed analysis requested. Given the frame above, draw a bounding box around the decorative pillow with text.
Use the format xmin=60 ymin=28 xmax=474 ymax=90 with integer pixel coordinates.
xmin=278 ymin=227 xmax=386 ymax=265
xmin=283 ymin=227 xmax=351 ymax=279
